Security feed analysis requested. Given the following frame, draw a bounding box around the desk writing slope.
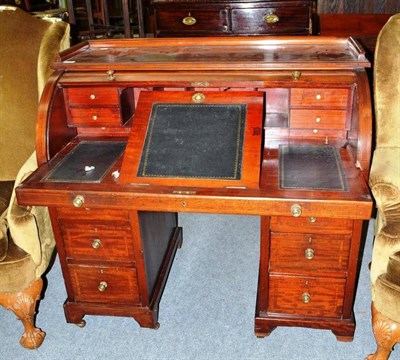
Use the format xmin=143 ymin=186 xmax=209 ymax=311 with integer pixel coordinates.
xmin=120 ymin=91 xmax=264 ymax=188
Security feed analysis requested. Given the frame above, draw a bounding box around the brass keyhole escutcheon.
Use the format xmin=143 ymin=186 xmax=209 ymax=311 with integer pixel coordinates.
xmin=106 ymin=70 xmax=115 ymax=81
xmin=182 ymin=13 xmax=197 ymax=26
xmin=72 ymin=195 xmax=85 ymax=208
xmin=92 ymin=239 xmax=101 ymax=249
xmin=302 ymin=292 xmax=311 ymax=303
xmin=192 ymin=92 xmax=205 ymax=103
xmin=292 ymin=70 xmax=301 ymax=80
xmin=290 ymin=204 xmax=302 ymax=217
xmin=98 ymin=281 xmax=108 ymax=292
xmin=304 ymin=248 xmax=315 ymax=260
xmin=263 ymin=14 xmax=280 ymax=24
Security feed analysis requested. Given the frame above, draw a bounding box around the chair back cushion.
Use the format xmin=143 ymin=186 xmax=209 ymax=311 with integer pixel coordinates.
xmin=374 ymin=14 xmax=400 ymax=149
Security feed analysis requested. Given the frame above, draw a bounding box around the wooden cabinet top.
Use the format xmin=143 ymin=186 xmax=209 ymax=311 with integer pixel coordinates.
xmin=56 ymin=37 xmax=369 ymax=71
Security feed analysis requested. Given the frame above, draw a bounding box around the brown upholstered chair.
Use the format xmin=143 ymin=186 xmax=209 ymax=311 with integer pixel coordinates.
xmin=0 ymin=6 xmax=69 ymax=349
xmin=367 ymin=13 xmax=400 ymax=360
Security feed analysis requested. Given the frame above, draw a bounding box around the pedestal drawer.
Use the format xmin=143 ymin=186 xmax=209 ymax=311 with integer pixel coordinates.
xmin=69 ymin=265 xmax=140 ymax=304
xmin=61 ymin=224 xmax=135 ymax=262
xmin=270 ymin=216 xmax=353 ymax=234
xmin=268 ymin=275 xmax=346 ymax=318
xmin=269 ymin=232 xmax=350 ymax=273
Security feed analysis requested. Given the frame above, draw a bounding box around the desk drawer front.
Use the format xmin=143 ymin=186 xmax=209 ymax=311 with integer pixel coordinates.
xmin=269 ymin=232 xmax=350 ymax=273
xmin=57 ymin=208 xmax=130 ymax=222
xmin=290 ymin=109 xmax=347 ymax=130
xmin=270 ymin=216 xmax=353 ymax=234
xmin=61 ymin=224 xmax=135 ymax=262
xmin=268 ymin=275 xmax=346 ymax=318
xmin=232 ymin=6 xmax=311 ymax=35
xmin=66 ymin=88 xmax=120 ymax=106
xmin=155 ymin=9 xmax=229 ymax=33
xmin=69 ymin=265 xmax=140 ymax=304
xmin=69 ymin=107 xmax=122 ymax=127
xmin=291 ymin=88 xmax=349 ymax=108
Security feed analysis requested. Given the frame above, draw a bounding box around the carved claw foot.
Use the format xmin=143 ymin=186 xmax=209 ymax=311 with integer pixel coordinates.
xmin=366 ymin=302 xmax=400 ymax=360
xmin=0 ymin=278 xmax=46 ymax=349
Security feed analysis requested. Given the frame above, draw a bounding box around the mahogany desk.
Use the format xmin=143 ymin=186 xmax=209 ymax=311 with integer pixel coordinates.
xmin=17 ymin=37 xmax=373 ymax=342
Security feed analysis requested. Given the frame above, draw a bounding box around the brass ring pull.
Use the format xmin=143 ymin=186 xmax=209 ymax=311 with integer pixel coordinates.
xmin=304 ymin=248 xmax=315 ymax=260
xmin=92 ymin=239 xmax=101 ymax=249
xmin=182 ymin=15 xmax=197 ymax=26
xmin=302 ymin=292 xmax=311 ymax=303
xmin=72 ymin=195 xmax=85 ymax=208
xmin=98 ymin=281 xmax=108 ymax=292
xmin=263 ymin=14 xmax=279 ymax=24
xmin=290 ymin=204 xmax=302 ymax=217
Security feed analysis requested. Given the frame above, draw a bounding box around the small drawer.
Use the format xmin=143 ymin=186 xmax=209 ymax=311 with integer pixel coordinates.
xmin=68 ymin=107 xmax=122 ymax=127
xmin=56 ymin=207 xmax=130 ymax=222
xmin=232 ymin=6 xmax=311 ymax=35
xmin=290 ymin=109 xmax=347 ymax=129
xmin=268 ymin=274 xmax=346 ymax=318
xmin=66 ymin=87 xmax=120 ymax=106
xmin=61 ymin=224 xmax=134 ymax=262
xmin=269 ymin=232 xmax=350 ymax=273
xmin=291 ymin=88 xmax=349 ymax=108
xmin=155 ymin=8 xmax=229 ymax=33
xmin=270 ymin=216 xmax=353 ymax=234
xmin=68 ymin=265 xmax=140 ymax=304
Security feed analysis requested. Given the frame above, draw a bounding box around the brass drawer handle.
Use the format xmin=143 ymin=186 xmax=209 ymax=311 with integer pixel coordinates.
xmin=91 ymin=115 xmax=98 ymax=121
xmin=98 ymin=281 xmax=108 ymax=292
xmin=72 ymin=195 xmax=85 ymax=208
xmin=92 ymin=239 xmax=101 ymax=249
xmin=106 ymin=70 xmax=115 ymax=81
xmin=308 ymin=216 xmax=317 ymax=223
xmin=304 ymin=248 xmax=315 ymax=260
xmin=290 ymin=204 xmax=302 ymax=217
xmin=302 ymin=292 xmax=311 ymax=303
xmin=182 ymin=14 xmax=197 ymax=26
xmin=89 ymin=94 xmax=96 ymax=100
xmin=192 ymin=92 xmax=205 ymax=103
xmin=263 ymin=14 xmax=279 ymax=24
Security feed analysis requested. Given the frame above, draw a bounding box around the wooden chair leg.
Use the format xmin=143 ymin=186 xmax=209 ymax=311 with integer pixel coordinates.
xmin=0 ymin=278 xmax=46 ymax=349
xmin=366 ymin=302 xmax=400 ymax=360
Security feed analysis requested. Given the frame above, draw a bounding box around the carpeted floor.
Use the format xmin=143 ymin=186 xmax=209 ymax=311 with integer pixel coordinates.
xmin=1 ymin=215 xmax=399 ymax=360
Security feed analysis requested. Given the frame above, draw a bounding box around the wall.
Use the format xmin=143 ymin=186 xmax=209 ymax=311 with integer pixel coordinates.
xmin=318 ymin=0 xmax=399 ymax=14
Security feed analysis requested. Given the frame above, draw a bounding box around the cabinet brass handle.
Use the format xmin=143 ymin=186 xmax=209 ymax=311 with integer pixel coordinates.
xmin=72 ymin=195 xmax=85 ymax=208
xmin=292 ymin=71 xmax=301 ymax=80
xmin=91 ymin=115 xmax=98 ymax=121
xmin=192 ymin=92 xmax=205 ymax=103
xmin=308 ymin=216 xmax=317 ymax=223
xmin=304 ymin=248 xmax=315 ymax=260
xmin=89 ymin=94 xmax=96 ymax=100
xmin=302 ymin=292 xmax=311 ymax=303
xmin=263 ymin=14 xmax=279 ymax=24
xmin=182 ymin=15 xmax=197 ymax=26
xmin=92 ymin=239 xmax=101 ymax=249
xmin=290 ymin=204 xmax=302 ymax=217
xmin=98 ymin=281 xmax=108 ymax=292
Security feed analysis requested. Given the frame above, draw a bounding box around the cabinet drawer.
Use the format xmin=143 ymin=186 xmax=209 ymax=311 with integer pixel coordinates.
xmin=57 ymin=208 xmax=130 ymax=222
xmin=155 ymin=8 xmax=229 ymax=33
xmin=270 ymin=216 xmax=353 ymax=234
xmin=291 ymin=88 xmax=349 ymax=108
xmin=232 ymin=6 xmax=311 ymax=35
xmin=290 ymin=109 xmax=347 ymax=129
xmin=268 ymin=275 xmax=346 ymax=318
xmin=69 ymin=107 xmax=122 ymax=127
xmin=66 ymin=87 xmax=120 ymax=106
xmin=69 ymin=265 xmax=140 ymax=304
xmin=61 ymin=224 xmax=134 ymax=262
xmin=269 ymin=232 xmax=350 ymax=273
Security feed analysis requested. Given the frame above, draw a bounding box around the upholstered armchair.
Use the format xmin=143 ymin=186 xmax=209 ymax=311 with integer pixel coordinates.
xmin=367 ymin=14 xmax=400 ymax=360
xmin=0 ymin=6 xmax=69 ymax=349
